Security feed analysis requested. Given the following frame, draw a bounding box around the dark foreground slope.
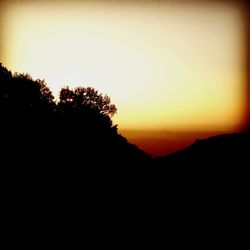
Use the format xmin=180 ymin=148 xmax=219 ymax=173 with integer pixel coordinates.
xmin=1 ymin=115 xmax=151 ymax=168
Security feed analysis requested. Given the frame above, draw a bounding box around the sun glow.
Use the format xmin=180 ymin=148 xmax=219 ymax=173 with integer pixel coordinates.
xmin=0 ymin=0 xmax=246 ymax=130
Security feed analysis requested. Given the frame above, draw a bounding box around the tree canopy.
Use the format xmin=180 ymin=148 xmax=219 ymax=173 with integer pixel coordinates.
xmin=58 ymin=86 xmax=117 ymax=117
xmin=0 ymin=63 xmax=55 ymax=115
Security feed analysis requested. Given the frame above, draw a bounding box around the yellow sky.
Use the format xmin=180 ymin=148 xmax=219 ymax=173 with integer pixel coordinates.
xmin=0 ymin=0 xmax=246 ymax=130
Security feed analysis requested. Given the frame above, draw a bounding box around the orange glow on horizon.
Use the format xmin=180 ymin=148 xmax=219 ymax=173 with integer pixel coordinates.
xmin=0 ymin=0 xmax=246 ymax=131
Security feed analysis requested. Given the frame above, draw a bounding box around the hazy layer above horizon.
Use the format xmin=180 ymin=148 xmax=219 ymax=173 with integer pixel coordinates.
xmin=120 ymin=128 xmax=237 ymax=157
xmin=0 ymin=0 xmax=246 ymax=131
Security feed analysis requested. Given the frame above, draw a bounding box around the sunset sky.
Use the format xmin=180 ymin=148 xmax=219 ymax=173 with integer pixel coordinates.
xmin=0 ymin=0 xmax=246 ymax=132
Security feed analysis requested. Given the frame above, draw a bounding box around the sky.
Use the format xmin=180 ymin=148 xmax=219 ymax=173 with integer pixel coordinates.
xmin=0 ymin=0 xmax=246 ymax=131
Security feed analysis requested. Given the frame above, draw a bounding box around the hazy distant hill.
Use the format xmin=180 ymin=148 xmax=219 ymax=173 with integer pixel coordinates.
xmin=155 ymin=132 xmax=249 ymax=166
xmin=150 ymin=132 xmax=249 ymax=199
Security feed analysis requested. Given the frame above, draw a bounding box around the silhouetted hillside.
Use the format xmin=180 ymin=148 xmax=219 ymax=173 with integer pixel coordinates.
xmin=0 ymin=63 xmax=151 ymax=173
xmin=1 ymin=64 xmax=247 ymax=234
xmin=1 ymin=62 xmax=248 ymax=178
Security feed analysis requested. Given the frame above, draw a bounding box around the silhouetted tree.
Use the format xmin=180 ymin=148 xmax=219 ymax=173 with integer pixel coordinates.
xmin=0 ymin=63 xmax=55 ymax=115
xmin=0 ymin=63 xmax=12 ymax=80
xmin=0 ymin=63 xmax=13 ymax=111
xmin=57 ymin=86 xmax=118 ymax=132
xmin=58 ymin=86 xmax=117 ymax=116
